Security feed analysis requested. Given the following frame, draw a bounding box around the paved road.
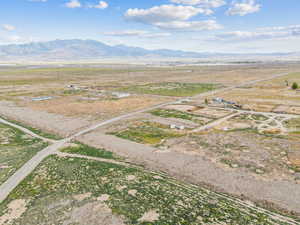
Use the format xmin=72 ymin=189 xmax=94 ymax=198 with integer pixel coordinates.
xmin=0 ymin=71 xmax=291 ymax=204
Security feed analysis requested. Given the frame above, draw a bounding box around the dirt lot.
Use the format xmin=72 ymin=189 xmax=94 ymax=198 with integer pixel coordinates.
xmin=166 ymin=129 xmax=300 ymax=181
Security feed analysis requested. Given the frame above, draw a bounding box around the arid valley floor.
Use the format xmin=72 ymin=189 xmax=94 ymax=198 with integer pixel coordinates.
xmin=0 ymin=62 xmax=300 ymax=224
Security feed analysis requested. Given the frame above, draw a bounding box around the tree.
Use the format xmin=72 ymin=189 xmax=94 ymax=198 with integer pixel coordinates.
xmin=285 ymin=80 xmax=289 ymax=86
xmin=292 ymin=82 xmax=299 ymax=90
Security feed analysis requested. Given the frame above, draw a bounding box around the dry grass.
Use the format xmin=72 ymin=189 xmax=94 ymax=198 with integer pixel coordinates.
xmin=23 ymin=96 xmax=169 ymax=118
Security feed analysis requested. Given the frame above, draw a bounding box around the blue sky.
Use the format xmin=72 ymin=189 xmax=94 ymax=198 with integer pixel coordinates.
xmin=1 ymin=0 xmax=300 ymax=53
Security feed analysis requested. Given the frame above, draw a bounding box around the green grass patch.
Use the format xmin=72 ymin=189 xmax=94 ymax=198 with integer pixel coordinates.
xmin=61 ymin=89 xmax=87 ymax=96
xmin=0 ymin=155 xmax=294 ymax=225
xmin=118 ymin=82 xmax=219 ymax=97
xmin=150 ymin=108 xmax=209 ymax=125
xmin=60 ymin=142 xmax=118 ymax=160
xmin=109 ymin=121 xmax=183 ymax=145
xmin=284 ymin=117 xmax=300 ymax=130
xmin=233 ymin=113 xmax=269 ymax=121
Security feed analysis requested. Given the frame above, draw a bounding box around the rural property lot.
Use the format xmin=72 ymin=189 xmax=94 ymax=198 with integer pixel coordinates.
xmin=217 ymin=73 xmax=300 ymax=114
xmin=1 ymin=63 xmax=300 ymax=224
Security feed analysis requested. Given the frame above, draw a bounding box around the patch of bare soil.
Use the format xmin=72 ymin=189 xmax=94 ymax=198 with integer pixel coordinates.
xmin=288 ymin=150 xmax=300 ymax=167
xmin=26 ymin=96 xmax=168 ymax=118
xmin=126 ymin=175 xmax=136 ymax=181
xmin=0 ymin=199 xmax=28 ymax=225
xmin=146 ymin=114 xmax=200 ymax=129
xmin=63 ymin=201 xmax=125 ymax=225
xmin=192 ymin=107 xmax=232 ymax=119
xmin=138 ymin=210 xmax=160 ymax=223
xmin=73 ymin=192 xmax=92 ymax=201
xmin=165 ymin=130 xmax=298 ymax=181
xmin=215 ymin=120 xmax=252 ymax=131
xmin=0 ymin=101 xmax=91 ymax=136
xmin=128 ymin=189 xmax=138 ymax=196
xmin=97 ymin=194 xmax=110 ymax=202
xmin=164 ymin=104 xmax=197 ymax=112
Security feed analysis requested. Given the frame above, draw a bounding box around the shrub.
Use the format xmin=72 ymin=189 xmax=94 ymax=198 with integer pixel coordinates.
xmin=292 ymin=82 xmax=298 ymax=90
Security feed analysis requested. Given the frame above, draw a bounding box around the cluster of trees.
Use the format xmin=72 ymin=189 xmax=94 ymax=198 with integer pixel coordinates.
xmin=292 ymin=82 xmax=299 ymax=90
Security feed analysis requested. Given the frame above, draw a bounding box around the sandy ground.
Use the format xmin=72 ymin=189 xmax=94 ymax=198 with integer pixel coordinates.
xmin=63 ymin=201 xmax=125 ymax=225
xmin=0 ymin=101 xmax=91 ymax=137
xmin=76 ymin=131 xmax=300 ymax=216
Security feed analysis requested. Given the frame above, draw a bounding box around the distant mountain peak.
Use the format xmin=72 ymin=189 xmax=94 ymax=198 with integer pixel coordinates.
xmin=0 ymin=39 xmax=298 ymax=61
xmin=0 ymin=39 xmax=208 ymax=60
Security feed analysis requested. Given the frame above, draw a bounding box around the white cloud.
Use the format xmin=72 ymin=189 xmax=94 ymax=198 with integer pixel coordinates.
xmin=211 ymin=25 xmax=300 ymax=42
xmin=65 ymin=0 xmax=81 ymax=8
xmin=2 ymin=24 xmax=16 ymax=31
xmin=90 ymin=1 xmax=108 ymax=9
xmin=227 ymin=0 xmax=261 ymax=16
xmin=104 ymin=30 xmax=171 ymax=38
xmin=258 ymin=25 xmax=300 ymax=32
xmin=155 ymin=20 xmax=222 ymax=31
xmin=170 ymin=0 xmax=226 ymax=8
xmin=125 ymin=5 xmax=213 ymax=24
xmin=124 ymin=4 xmax=221 ymax=31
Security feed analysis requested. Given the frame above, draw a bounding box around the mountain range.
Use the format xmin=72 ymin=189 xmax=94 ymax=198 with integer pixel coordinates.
xmin=0 ymin=39 xmax=299 ymax=61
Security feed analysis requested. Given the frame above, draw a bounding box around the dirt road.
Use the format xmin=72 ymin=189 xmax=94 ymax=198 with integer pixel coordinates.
xmin=191 ymin=112 xmax=241 ymax=132
xmin=0 ymin=140 xmax=66 ymax=203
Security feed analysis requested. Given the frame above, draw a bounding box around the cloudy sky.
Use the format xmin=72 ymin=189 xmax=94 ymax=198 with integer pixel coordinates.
xmin=1 ymin=0 xmax=300 ymax=53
